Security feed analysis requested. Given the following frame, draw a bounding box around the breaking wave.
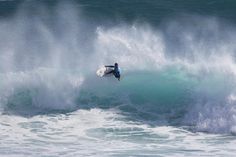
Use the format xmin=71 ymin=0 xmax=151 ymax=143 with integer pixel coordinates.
xmin=1 ymin=2 xmax=236 ymax=134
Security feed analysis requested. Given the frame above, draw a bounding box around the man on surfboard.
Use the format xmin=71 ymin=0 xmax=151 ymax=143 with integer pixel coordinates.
xmin=105 ymin=63 xmax=121 ymax=81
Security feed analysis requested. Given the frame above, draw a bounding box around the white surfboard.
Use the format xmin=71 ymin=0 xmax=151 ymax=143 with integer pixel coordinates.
xmin=96 ymin=66 xmax=113 ymax=77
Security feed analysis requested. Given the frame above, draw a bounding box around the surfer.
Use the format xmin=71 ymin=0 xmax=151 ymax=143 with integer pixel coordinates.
xmin=105 ymin=63 xmax=121 ymax=81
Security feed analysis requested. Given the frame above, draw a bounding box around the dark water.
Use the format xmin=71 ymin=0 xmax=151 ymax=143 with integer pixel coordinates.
xmin=1 ymin=0 xmax=236 ymax=24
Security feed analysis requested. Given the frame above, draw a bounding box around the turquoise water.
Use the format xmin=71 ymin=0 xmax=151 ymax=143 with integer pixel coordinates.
xmin=1 ymin=0 xmax=236 ymax=156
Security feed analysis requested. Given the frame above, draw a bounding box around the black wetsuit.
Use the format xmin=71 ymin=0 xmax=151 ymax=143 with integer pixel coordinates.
xmin=105 ymin=65 xmax=120 ymax=79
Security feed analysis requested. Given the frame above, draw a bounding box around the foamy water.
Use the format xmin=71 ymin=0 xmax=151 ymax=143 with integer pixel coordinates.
xmin=1 ymin=109 xmax=236 ymax=156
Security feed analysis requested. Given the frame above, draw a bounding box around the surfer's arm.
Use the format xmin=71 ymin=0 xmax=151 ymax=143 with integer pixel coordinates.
xmin=105 ymin=65 xmax=114 ymax=68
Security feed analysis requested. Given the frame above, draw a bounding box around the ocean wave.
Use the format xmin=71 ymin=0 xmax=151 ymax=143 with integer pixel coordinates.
xmin=1 ymin=1 xmax=236 ymax=134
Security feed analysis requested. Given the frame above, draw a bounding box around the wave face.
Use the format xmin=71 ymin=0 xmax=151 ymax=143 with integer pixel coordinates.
xmin=1 ymin=1 xmax=236 ymax=135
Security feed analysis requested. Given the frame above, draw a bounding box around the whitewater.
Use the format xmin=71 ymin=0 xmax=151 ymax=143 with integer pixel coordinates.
xmin=1 ymin=1 xmax=236 ymax=156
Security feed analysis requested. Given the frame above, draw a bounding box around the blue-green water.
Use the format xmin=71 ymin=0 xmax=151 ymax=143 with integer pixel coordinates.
xmin=1 ymin=0 xmax=236 ymax=156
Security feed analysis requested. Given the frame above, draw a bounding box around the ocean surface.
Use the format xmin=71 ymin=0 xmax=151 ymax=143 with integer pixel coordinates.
xmin=1 ymin=0 xmax=236 ymax=156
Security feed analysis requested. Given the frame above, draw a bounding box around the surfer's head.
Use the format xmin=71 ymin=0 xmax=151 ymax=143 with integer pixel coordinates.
xmin=114 ymin=63 xmax=118 ymax=67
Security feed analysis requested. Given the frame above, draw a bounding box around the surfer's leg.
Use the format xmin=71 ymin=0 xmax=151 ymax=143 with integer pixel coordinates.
xmin=105 ymin=70 xmax=114 ymax=75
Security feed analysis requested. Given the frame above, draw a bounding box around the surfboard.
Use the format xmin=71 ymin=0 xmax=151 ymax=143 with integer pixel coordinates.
xmin=96 ymin=66 xmax=113 ymax=77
